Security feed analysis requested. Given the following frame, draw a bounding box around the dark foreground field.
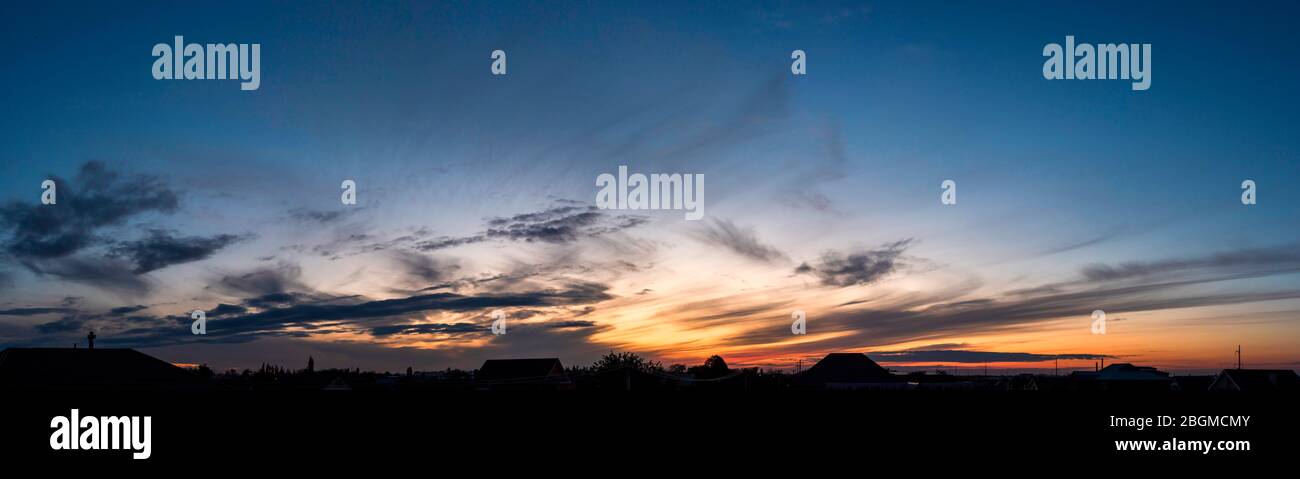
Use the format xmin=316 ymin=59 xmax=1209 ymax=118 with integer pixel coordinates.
xmin=3 ymin=390 xmax=1293 ymax=468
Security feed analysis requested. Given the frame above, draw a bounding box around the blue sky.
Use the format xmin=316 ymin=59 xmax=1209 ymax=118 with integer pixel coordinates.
xmin=1 ymin=1 xmax=1297 ymax=373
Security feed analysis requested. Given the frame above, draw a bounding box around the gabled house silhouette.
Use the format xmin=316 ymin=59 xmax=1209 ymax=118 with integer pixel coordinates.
xmin=1209 ymin=369 xmax=1299 ymax=392
xmin=475 ymin=358 xmax=571 ymax=390
xmin=0 ymin=347 xmax=217 ymax=391
xmin=797 ymin=353 xmax=906 ymax=390
xmin=1067 ymin=363 xmax=1172 ymax=391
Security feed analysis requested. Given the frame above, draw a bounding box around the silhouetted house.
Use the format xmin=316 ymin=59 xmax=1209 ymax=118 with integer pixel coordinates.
xmin=475 ymin=358 xmax=572 ymax=390
xmin=1068 ymin=363 xmax=1172 ymax=391
xmin=0 ymin=347 xmax=218 ymax=391
xmin=797 ymin=353 xmax=907 ymax=390
xmin=1209 ymin=369 xmax=1299 ymax=392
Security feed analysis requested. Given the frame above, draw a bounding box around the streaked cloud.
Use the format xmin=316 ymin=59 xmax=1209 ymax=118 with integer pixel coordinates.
xmin=109 ymin=229 xmax=248 ymax=273
xmin=795 ymin=239 xmax=914 ymax=287
xmin=873 ymin=349 xmax=1113 ymax=364
xmin=690 ymin=218 xmax=788 ymax=263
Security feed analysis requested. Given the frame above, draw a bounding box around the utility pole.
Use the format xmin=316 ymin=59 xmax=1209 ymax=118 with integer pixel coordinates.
xmin=1236 ymin=345 xmax=1242 ymax=369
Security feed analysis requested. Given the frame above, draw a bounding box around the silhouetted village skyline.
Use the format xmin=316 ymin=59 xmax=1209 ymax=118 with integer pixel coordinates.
xmin=1 ymin=331 xmax=1296 ymax=393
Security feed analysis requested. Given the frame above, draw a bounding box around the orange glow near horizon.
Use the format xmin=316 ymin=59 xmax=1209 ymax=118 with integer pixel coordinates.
xmin=270 ymin=259 xmax=1300 ymax=373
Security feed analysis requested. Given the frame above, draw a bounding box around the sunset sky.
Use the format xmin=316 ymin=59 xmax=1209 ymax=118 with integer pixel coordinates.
xmin=2 ymin=1 xmax=1298 ymax=375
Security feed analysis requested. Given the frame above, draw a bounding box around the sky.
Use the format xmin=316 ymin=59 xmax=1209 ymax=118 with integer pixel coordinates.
xmin=1 ymin=0 xmax=1297 ymax=375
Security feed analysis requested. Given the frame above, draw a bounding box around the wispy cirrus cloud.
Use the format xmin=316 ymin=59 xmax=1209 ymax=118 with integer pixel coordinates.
xmin=109 ymin=229 xmax=249 ymax=274
xmin=482 ymin=205 xmax=646 ymax=243
xmin=389 ymin=250 xmax=460 ymax=286
xmin=348 ymin=203 xmax=650 ymax=254
xmin=286 ymin=207 xmax=360 ymax=224
xmin=19 ymin=256 xmax=152 ymax=296
xmin=0 ymin=307 xmax=75 ymax=316
xmin=690 ymin=218 xmax=787 ymax=263
xmin=1080 ymin=244 xmax=1300 ymax=283
xmin=795 ymin=239 xmax=914 ymax=287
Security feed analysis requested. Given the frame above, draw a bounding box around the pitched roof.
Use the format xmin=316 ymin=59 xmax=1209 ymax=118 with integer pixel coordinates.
xmin=477 ymin=358 xmax=568 ymax=383
xmin=1215 ymin=369 xmax=1299 ymax=392
xmin=0 ymin=347 xmax=217 ymax=391
xmin=1069 ymin=363 xmax=1171 ymax=382
xmin=799 ymin=353 xmax=901 ymax=384
xmin=1095 ymin=363 xmax=1171 ymax=381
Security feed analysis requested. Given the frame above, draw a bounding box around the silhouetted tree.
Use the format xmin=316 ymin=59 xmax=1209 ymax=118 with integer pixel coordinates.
xmin=592 ymin=351 xmax=663 ymax=373
xmin=689 ymin=355 xmax=730 ymax=379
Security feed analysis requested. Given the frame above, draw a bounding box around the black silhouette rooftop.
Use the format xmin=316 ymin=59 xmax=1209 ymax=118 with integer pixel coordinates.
xmin=799 ymin=353 xmax=902 ymax=385
xmin=0 ymin=347 xmax=217 ymax=391
xmin=1212 ymin=368 xmax=1299 ymax=392
xmin=477 ymin=358 xmax=568 ymax=383
xmin=1071 ymin=363 xmax=1171 ymax=381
